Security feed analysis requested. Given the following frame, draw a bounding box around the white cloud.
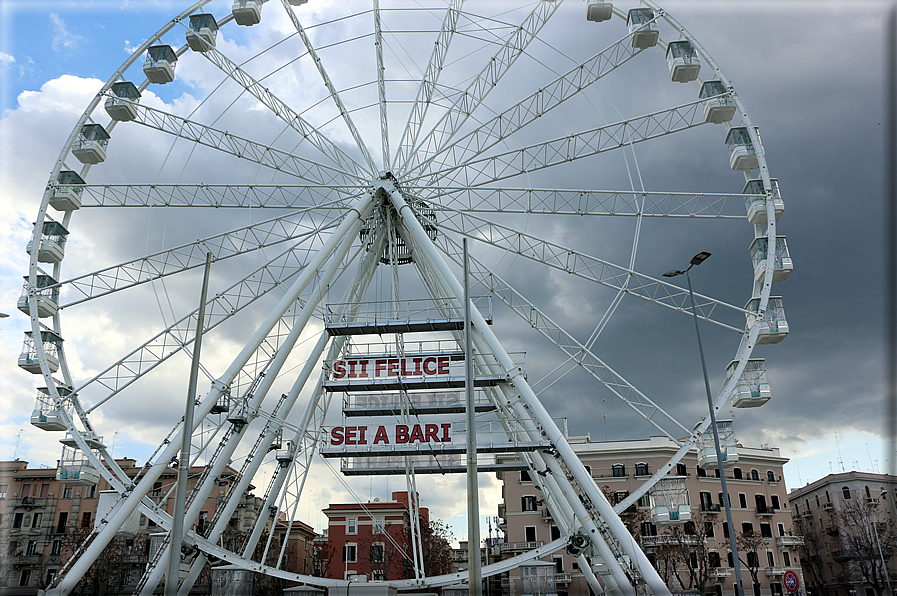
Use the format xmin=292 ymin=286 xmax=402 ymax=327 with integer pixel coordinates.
xmin=0 ymin=52 xmax=15 ymax=65
xmin=50 ymin=13 xmax=84 ymax=53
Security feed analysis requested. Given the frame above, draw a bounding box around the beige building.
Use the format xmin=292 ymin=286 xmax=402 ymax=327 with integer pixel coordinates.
xmin=496 ymin=435 xmax=804 ymax=596
xmin=788 ymin=471 xmax=897 ymax=596
xmin=0 ymin=458 xmax=312 ymax=595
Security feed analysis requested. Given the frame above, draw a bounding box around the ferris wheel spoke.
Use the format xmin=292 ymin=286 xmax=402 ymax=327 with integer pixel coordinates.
xmin=109 ymin=100 xmax=365 ymax=187
xmin=410 ymin=186 xmax=745 ymax=218
xmin=411 ymin=96 xmax=719 ymax=188
xmin=73 ymin=184 xmax=365 ymax=209
xmin=392 ymin=0 xmax=464 ymax=169
xmin=277 ymin=0 xmax=377 ymax=172
xmin=195 ymin=44 xmax=372 ymax=178
xmin=437 ymin=235 xmax=690 ymax=442
xmin=374 ymin=0 xmax=390 ymax=171
xmin=76 ymin=237 xmax=326 ymax=411
xmin=427 ymin=204 xmax=748 ymax=331
xmin=406 ymin=27 xmax=648 ymax=180
xmin=59 ymin=208 xmax=343 ymax=308
xmin=397 ymin=0 xmax=563 ymax=175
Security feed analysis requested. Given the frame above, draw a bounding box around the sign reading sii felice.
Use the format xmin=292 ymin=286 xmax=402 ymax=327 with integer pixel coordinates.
xmin=331 ymin=356 xmax=451 ymax=379
xmin=329 ymin=423 xmax=453 ymax=446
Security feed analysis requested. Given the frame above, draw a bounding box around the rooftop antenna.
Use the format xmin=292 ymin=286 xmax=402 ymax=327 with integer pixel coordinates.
xmin=834 ymin=432 xmax=846 ymax=472
xmin=602 ymin=399 xmax=608 ymax=441
xmin=866 ymin=443 xmax=878 ymax=473
xmin=13 ymin=428 xmax=24 ymax=460
xmin=110 ymin=431 xmax=121 ymax=457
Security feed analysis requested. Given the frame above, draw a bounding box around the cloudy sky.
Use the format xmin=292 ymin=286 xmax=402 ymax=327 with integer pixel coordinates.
xmin=0 ymin=0 xmax=894 ymax=544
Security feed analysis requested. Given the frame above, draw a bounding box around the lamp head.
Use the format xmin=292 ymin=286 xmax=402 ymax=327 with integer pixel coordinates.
xmin=690 ymin=251 xmax=712 ymax=266
xmin=662 ymin=270 xmax=684 ymax=278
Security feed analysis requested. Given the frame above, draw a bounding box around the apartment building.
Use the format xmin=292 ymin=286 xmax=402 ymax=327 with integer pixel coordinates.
xmin=496 ymin=435 xmax=804 ymax=596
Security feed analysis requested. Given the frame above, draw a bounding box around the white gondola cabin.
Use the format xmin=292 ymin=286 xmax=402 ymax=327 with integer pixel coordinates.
xmin=57 ymin=432 xmax=105 ymax=486
xmin=31 ymin=386 xmax=74 ymax=431
xmin=275 ymin=441 xmax=293 ymax=465
xmin=627 ymin=8 xmax=658 ymax=49
xmin=749 ymin=236 xmax=793 ymax=283
xmin=18 ymin=330 xmax=62 ymax=374
xmin=650 ymin=476 xmax=691 ymax=526
xmin=232 ymin=0 xmax=262 ymax=26
xmin=143 ymin=45 xmax=177 ymax=84
xmin=210 ymin=393 xmax=230 ymax=414
xmin=666 ymin=40 xmax=700 ymax=83
xmin=700 ymin=80 xmax=735 ymax=124
xmin=288 ymin=0 xmax=308 ymax=5
xmin=72 ymin=123 xmax=110 ymax=165
xmin=17 ymin=273 xmax=60 ymax=318
xmin=696 ymin=420 xmax=739 ymax=469
xmin=49 ymin=170 xmax=85 ymax=212
xmin=105 ymin=81 xmax=141 ymax=122
xmin=727 ymin=359 xmax=772 ymax=408
xmin=745 ymin=296 xmax=789 ymax=344
xmin=26 ymin=220 xmax=69 ymax=264
xmin=187 ymin=14 xmax=218 ymax=52
xmin=744 ymin=178 xmax=784 ymax=225
xmin=585 ymin=0 xmax=613 ymax=23
xmin=726 ymin=126 xmax=759 ymax=171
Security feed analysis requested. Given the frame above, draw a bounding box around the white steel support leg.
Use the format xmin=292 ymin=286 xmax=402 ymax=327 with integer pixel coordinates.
xmin=47 ymin=194 xmax=376 ymax=596
xmin=386 ymin=185 xmax=669 ymax=596
xmin=147 ymin=210 xmax=372 ymax=595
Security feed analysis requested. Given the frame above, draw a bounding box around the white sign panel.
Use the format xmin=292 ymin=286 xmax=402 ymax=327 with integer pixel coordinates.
xmin=331 ymin=355 xmax=452 ymax=379
xmin=328 ymin=422 xmax=454 ymax=446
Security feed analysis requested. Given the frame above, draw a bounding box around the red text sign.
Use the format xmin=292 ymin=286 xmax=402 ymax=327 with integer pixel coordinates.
xmin=329 ymin=423 xmax=452 ymax=446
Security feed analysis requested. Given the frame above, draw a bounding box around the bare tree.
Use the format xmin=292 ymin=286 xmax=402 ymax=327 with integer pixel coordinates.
xmin=667 ymin=515 xmax=717 ymax=595
xmin=404 ymin=518 xmax=453 ymax=578
xmin=796 ymin=518 xmax=831 ymax=596
xmin=736 ymin=530 xmax=767 ymax=596
xmin=58 ymin=521 xmax=147 ymax=596
xmin=834 ymin=497 xmax=895 ymax=596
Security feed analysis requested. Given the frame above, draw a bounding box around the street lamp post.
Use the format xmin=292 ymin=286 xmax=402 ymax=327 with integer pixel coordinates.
xmin=664 ymin=252 xmax=745 ymax=596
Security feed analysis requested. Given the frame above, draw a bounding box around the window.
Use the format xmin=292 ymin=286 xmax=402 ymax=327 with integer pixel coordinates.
xmin=62 ymin=486 xmax=72 ymax=499
xmin=825 ymin=491 xmax=830 ymax=503
xmin=641 ymin=522 xmax=657 ymax=537
xmin=612 ymin=464 xmax=626 ymax=477
xmin=584 ymin=465 xmax=592 ymax=477
xmin=197 ymin=511 xmax=208 ymax=534
xmin=614 ymin=491 xmax=629 ymax=506
xmin=756 ymin=494 xmax=768 ymax=512
xmin=714 ymin=468 xmax=721 ymax=478
xmin=13 ymin=512 xmax=23 ymax=528
xmin=57 ymin=512 xmax=68 ymax=533
xmin=638 ymin=494 xmax=651 ymax=507
xmin=697 ymin=466 xmax=707 ymax=478
xmin=370 ymin=543 xmax=384 ymax=563
xmin=52 ymin=539 xmax=62 ymax=555
xmin=343 ymin=544 xmax=357 ymax=562
xmin=635 ymin=462 xmax=649 ymax=476
xmin=709 ymin=552 xmax=721 ymax=568
xmin=21 ymin=483 xmax=31 ymax=498
xmin=524 ymin=526 xmax=537 ymax=542
xmin=151 ymin=481 xmax=163 ymax=497
xmin=373 ymin=517 xmax=384 ymax=534
xmin=520 ymin=470 xmax=531 ymax=482
xmin=865 ymin=485 xmax=872 ymax=498
xmin=767 ymin=471 xmax=776 ymax=482
xmin=705 ymin=521 xmax=715 ymax=537
xmin=742 ymin=522 xmax=754 ymax=535
xmin=19 ymin=569 xmax=31 ymax=587
xmin=722 ymin=522 xmax=729 ymax=538
xmin=521 ymin=495 xmax=538 ymax=512
xmin=727 ymin=551 xmax=734 ymax=567
xmin=739 ymin=493 xmax=747 ymax=509
xmin=719 ymin=492 xmax=729 ymax=507
xmin=0 ymin=483 xmax=7 ymax=499
xmin=815 ymin=495 xmax=820 ymax=508
xmin=347 ymin=517 xmax=357 ymax=534
xmin=40 ymin=483 xmax=50 ymax=498
xmin=783 ymin=551 xmax=791 ymax=567
xmin=842 ymin=486 xmax=851 ymax=500
xmin=747 ymin=551 xmax=759 ymax=568
xmin=46 ymin=569 xmax=57 ymax=586
xmin=777 ymin=523 xmax=786 ymax=537
xmin=82 ymin=512 xmax=91 ymax=528
xmin=733 ymin=468 xmax=743 ymax=480
xmin=760 ymin=523 xmax=772 ymax=538
xmin=771 ymin=495 xmax=781 ymax=509
xmin=124 ymin=568 xmax=132 ymax=584
xmin=25 ymin=540 xmax=38 ymax=555
xmin=676 ymin=463 xmax=687 ymax=476
xmin=767 ymin=551 xmax=775 ymax=567
xmin=553 ymin=556 xmax=564 ymax=573
xmin=32 ymin=512 xmax=42 ymax=529
xmin=750 ymin=469 xmax=759 ymax=481
xmin=550 ymin=525 xmax=561 ymax=541
xmin=87 ymin=485 xmax=96 ymax=499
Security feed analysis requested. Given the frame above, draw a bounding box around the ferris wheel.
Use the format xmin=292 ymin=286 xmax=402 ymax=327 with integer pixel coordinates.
xmin=20 ymin=1 xmax=791 ymax=594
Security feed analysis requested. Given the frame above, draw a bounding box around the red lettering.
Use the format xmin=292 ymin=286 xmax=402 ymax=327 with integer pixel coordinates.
xmin=375 ymin=359 xmax=387 ymax=377
xmin=345 ymin=427 xmax=357 ymax=445
xmin=401 ymin=358 xmax=411 ymax=376
xmin=347 ymin=360 xmax=357 ymax=378
xmin=413 ymin=358 xmax=422 ymax=375
xmin=441 ymin=424 xmax=451 ymax=442
xmin=333 ymin=361 xmax=346 ymax=379
xmin=425 ymin=424 xmax=439 ymax=443
xmin=409 ymin=425 xmax=425 ymax=443
xmin=359 ymin=360 xmax=369 ymax=377
xmin=446 ymin=392 xmax=460 ymax=405
xmin=374 ymin=426 xmax=390 ymax=444
xmin=388 ymin=359 xmax=400 ymax=376
xmin=358 ymin=426 xmax=367 ymax=445
xmin=396 ymin=425 xmax=409 ymax=444
xmin=437 ymin=356 xmax=449 ymax=375
xmin=423 ymin=357 xmax=437 ymax=375
xmin=331 ymin=427 xmax=344 ymax=445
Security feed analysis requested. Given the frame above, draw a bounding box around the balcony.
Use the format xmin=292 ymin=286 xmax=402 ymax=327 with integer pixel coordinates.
xmin=832 ymin=549 xmax=852 ymax=562
xmin=555 ymin=573 xmax=572 ymax=585
xmin=15 ymin=554 xmax=43 ymax=566
xmin=756 ymin=506 xmax=776 ymax=517
xmin=801 ymin=510 xmax=813 ymax=518
xmin=640 ymin=535 xmax=704 ymax=548
xmin=701 ymin=504 xmax=721 ymax=514
xmin=500 ymin=541 xmax=543 ymax=553
xmin=709 ymin=568 xmax=732 ymax=580
xmin=822 ymin=502 xmax=834 ymax=511
xmin=15 ymin=497 xmax=47 ymax=509
xmin=542 ymin=509 xmax=552 ymax=521
xmin=776 ymin=535 xmax=805 ymax=548
xmin=826 ymin=527 xmax=839 ymax=537
xmin=791 ymin=513 xmax=802 ymax=522
xmin=765 ymin=567 xmax=787 ymax=577
xmin=501 ymin=577 xmax=511 ymax=588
